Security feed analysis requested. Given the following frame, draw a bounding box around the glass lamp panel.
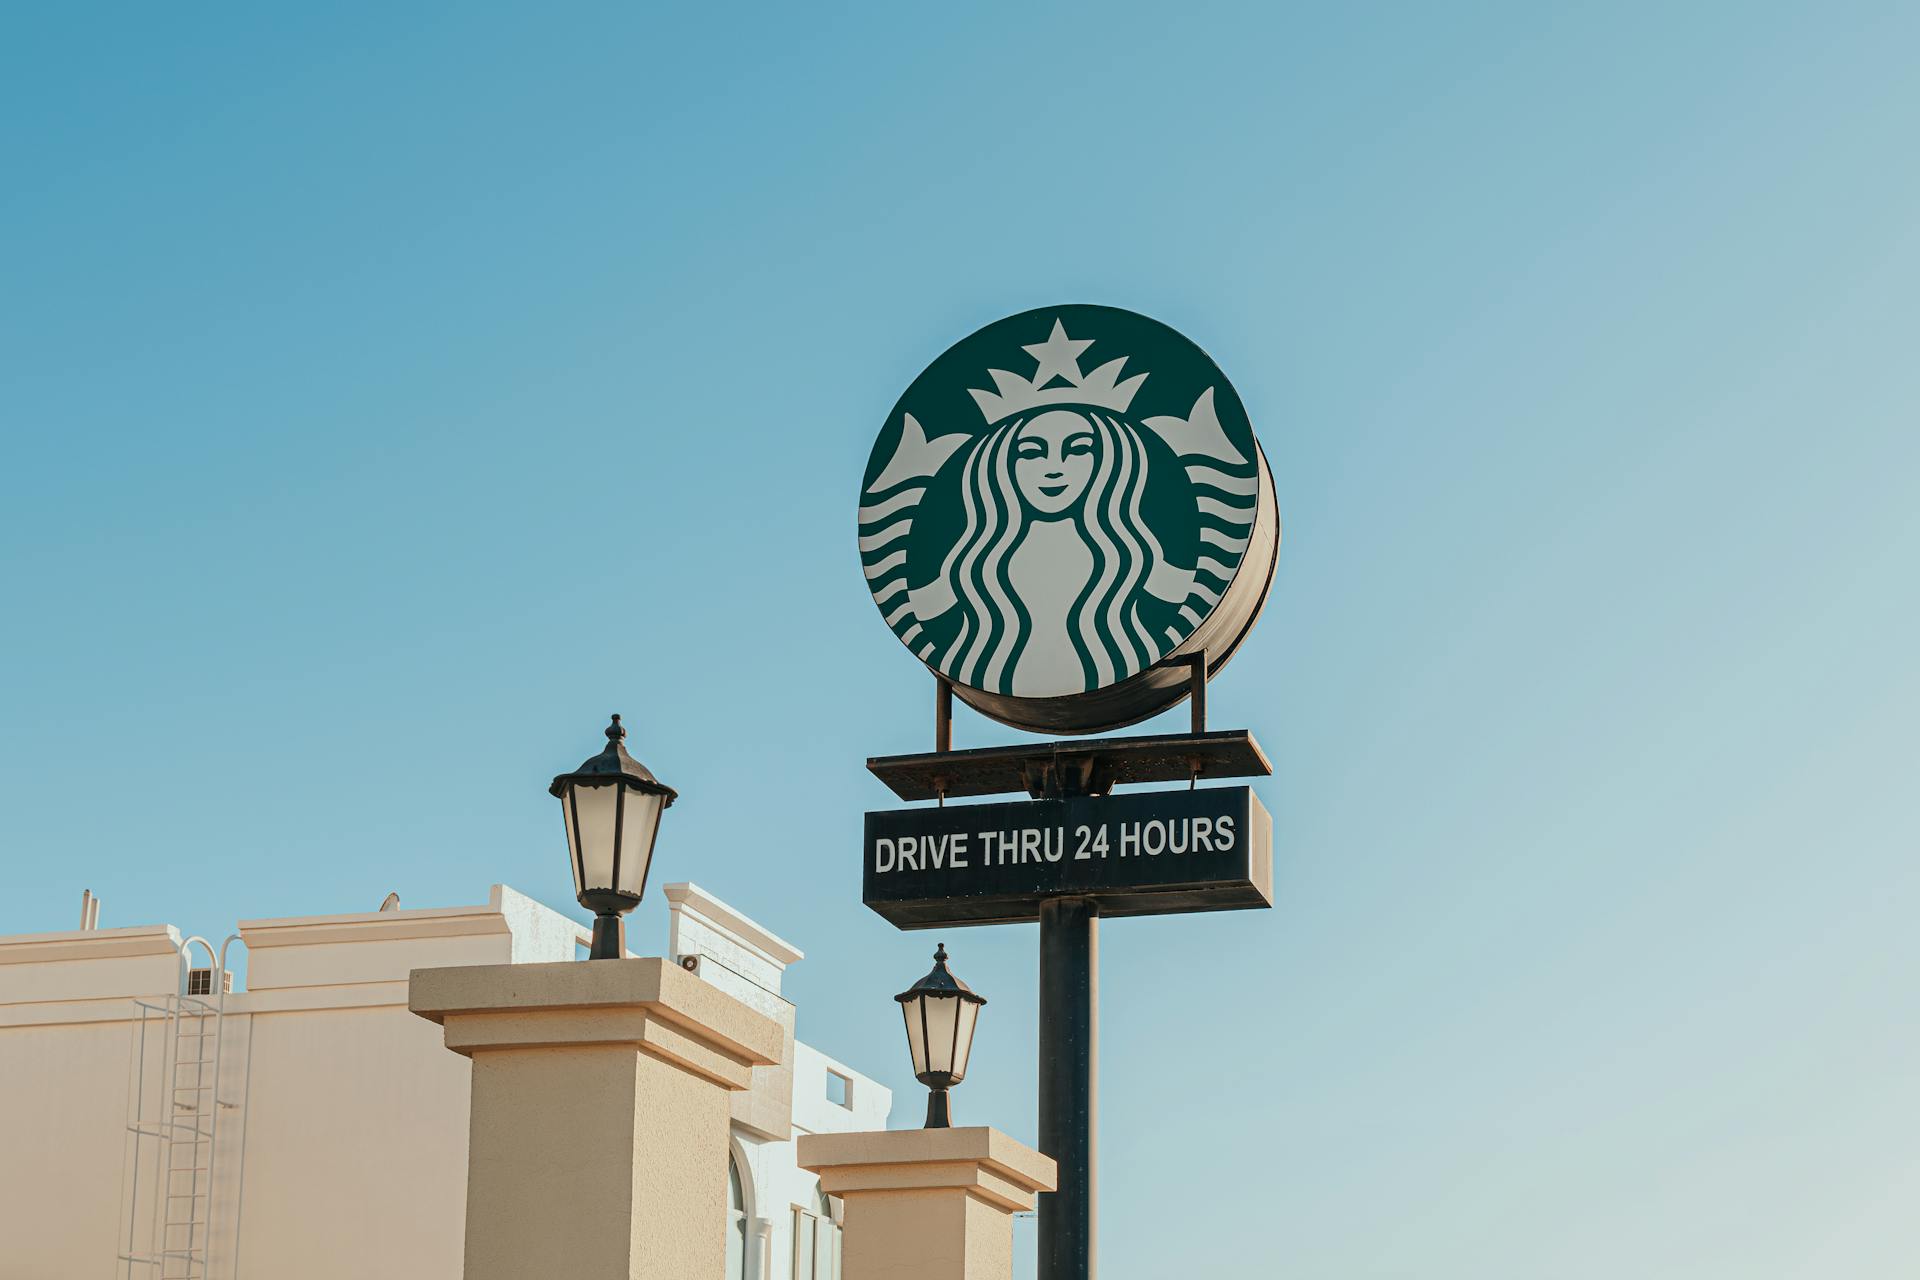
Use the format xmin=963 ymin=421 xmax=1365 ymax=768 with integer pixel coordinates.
xmin=901 ymin=998 xmax=929 ymax=1077
xmin=921 ymin=995 xmax=962 ymax=1077
xmin=614 ymin=788 xmax=665 ymax=897
xmin=571 ymin=783 xmax=620 ymax=891
xmin=949 ymin=999 xmax=980 ymax=1083
xmin=560 ymin=790 xmax=585 ymax=896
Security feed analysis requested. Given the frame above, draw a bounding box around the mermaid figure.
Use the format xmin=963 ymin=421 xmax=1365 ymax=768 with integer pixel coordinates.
xmin=904 ymin=406 xmax=1213 ymax=697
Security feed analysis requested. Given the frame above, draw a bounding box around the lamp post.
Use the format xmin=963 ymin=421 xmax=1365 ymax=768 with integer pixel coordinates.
xmin=549 ymin=714 xmax=677 ymax=960
xmin=895 ymin=944 xmax=986 ymax=1128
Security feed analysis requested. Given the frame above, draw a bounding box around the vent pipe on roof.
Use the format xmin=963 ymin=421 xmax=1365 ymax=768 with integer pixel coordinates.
xmin=79 ymin=889 xmax=100 ymax=931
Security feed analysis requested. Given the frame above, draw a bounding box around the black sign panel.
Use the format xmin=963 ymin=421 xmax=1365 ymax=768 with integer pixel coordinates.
xmin=863 ymin=786 xmax=1272 ymax=928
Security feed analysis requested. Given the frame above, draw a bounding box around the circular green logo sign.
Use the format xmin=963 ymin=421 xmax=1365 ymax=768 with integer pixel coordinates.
xmin=860 ymin=305 xmax=1278 ymax=734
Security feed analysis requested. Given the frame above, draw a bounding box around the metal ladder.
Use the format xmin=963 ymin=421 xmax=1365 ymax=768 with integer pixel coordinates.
xmin=119 ymin=936 xmax=247 ymax=1280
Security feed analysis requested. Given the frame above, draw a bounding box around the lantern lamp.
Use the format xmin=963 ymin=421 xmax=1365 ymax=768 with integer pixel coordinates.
xmin=894 ymin=944 xmax=986 ymax=1128
xmin=549 ymin=714 xmax=677 ymax=960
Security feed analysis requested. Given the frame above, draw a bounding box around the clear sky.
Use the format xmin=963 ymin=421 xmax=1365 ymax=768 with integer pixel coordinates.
xmin=3 ymin=3 xmax=1917 ymax=1276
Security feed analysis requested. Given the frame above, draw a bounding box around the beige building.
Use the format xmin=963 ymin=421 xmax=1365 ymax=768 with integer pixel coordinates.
xmin=0 ymin=882 xmax=888 ymax=1280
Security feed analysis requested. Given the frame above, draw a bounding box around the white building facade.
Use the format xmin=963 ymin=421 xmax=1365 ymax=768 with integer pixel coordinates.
xmin=0 ymin=881 xmax=889 ymax=1279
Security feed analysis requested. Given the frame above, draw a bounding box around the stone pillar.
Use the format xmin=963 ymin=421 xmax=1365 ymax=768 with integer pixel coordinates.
xmin=410 ymin=958 xmax=783 ymax=1280
xmin=798 ymin=1128 xmax=1057 ymax=1280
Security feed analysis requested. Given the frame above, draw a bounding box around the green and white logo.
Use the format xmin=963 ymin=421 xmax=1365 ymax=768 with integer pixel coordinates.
xmin=860 ymin=305 xmax=1278 ymax=733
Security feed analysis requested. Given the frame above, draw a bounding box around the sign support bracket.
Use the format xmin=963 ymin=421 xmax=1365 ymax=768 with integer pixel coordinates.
xmin=1184 ymin=649 xmax=1207 ymax=734
xmin=933 ymin=678 xmax=953 ymax=804
xmin=935 ymin=677 xmax=953 ymax=753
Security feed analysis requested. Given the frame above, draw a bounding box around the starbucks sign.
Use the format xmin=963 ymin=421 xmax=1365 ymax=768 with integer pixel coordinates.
xmin=860 ymin=305 xmax=1279 ymax=734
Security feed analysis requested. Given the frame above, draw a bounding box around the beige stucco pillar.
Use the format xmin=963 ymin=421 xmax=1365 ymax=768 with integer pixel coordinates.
xmin=410 ymin=958 xmax=783 ymax=1280
xmin=798 ymin=1128 xmax=1057 ymax=1280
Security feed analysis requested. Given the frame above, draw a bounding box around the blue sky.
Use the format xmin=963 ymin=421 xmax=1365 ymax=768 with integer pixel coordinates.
xmin=3 ymin=3 xmax=1917 ymax=1275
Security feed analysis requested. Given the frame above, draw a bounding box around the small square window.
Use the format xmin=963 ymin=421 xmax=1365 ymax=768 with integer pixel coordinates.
xmin=825 ymin=1069 xmax=852 ymax=1109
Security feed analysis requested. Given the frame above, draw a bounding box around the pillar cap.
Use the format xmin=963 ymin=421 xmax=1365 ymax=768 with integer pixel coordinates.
xmin=798 ymin=1126 xmax=1058 ymax=1213
xmin=409 ymin=957 xmax=784 ymax=1088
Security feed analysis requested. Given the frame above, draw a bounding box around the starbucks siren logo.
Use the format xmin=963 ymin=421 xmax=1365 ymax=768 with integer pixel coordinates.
xmin=860 ymin=305 xmax=1277 ymax=733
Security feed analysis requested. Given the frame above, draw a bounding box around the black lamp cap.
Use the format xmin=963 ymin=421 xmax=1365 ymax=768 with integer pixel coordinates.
xmin=894 ymin=943 xmax=987 ymax=1005
xmin=548 ymin=714 xmax=678 ymax=805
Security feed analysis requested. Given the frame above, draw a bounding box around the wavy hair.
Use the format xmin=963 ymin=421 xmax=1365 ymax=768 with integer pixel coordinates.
xmin=934 ymin=411 xmax=1167 ymax=694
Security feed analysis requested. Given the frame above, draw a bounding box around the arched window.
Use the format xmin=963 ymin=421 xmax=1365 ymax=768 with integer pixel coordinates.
xmin=792 ymin=1183 xmax=842 ymax=1280
xmin=727 ymin=1152 xmax=750 ymax=1280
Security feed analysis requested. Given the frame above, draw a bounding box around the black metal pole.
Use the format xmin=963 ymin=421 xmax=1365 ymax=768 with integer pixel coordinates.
xmin=1038 ymin=896 xmax=1097 ymax=1280
xmin=588 ymin=913 xmax=625 ymax=960
xmin=924 ymin=1086 xmax=952 ymax=1128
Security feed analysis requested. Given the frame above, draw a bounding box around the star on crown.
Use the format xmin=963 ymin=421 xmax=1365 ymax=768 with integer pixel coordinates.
xmin=968 ymin=319 xmax=1148 ymax=424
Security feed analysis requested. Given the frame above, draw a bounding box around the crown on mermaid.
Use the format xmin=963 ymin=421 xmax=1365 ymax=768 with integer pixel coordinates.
xmin=968 ymin=319 xmax=1147 ymax=424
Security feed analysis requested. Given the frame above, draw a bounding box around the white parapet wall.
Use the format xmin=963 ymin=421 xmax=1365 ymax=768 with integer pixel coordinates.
xmin=0 ymin=886 xmax=584 ymax=1279
xmin=228 ymin=885 xmax=581 ymax=1278
xmin=0 ymin=923 xmax=187 ymax=1276
xmin=0 ymin=882 xmax=890 ymax=1280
